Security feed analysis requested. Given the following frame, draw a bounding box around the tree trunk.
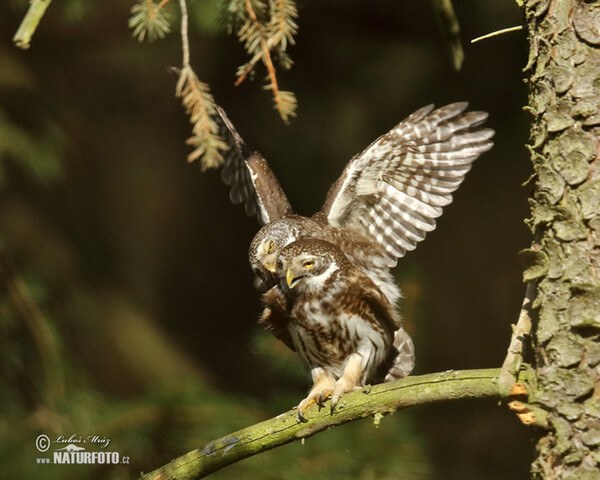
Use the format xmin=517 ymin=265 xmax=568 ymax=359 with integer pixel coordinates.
xmin=522 ymin=0 xmax=600 ymax=478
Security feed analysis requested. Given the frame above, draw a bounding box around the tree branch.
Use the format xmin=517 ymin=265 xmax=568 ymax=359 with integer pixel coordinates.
xmin=178 ymin=0 xmax=190 ymax=68
xmin=498 ymin=282 xmax=534 ymax=396
xmin=430 ymin=0 xmax=464 ymax=70
xmin=13 ymin=0 xmax=53 ymax=49
xmin=140 ymin=368 xmax=505 ymax=480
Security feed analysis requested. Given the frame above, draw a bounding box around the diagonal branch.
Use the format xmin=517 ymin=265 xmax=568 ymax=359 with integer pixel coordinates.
xmin=139 ymin=368 xmax=507 ymax=480
xmin=13 ymin=0 xmax=53 ymax=49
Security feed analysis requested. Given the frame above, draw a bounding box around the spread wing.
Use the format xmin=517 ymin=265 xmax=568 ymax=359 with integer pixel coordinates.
xmin=216 ymin=105 xmax=293 ymax=225
xmin=320 ymin=102 xmax=494 ymax=263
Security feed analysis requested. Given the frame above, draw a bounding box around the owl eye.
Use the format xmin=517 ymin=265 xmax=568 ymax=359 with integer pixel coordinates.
xmin=303 ymin=260 xmax=315 ymax=269
xmin=264 ymin=241 xmax=274 ymax=254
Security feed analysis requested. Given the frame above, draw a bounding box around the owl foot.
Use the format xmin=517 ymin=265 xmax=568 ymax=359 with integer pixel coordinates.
xmin=329 ymin=353 xmax=364 ymax=414
xmin=297 ymin=371 xmax=336 ymax=422
xmin=297 ymin=397 xmax=316 ymax=422
xmin=317 ymin=389 xmax=333 ymax=408
xmin=297 ymin=386 xmax=336 ymax=422
xmin=329 ymin=384 xmax=362 ymax=414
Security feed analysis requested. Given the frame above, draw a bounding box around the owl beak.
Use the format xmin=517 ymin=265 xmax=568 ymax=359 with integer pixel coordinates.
xmin=286 ymin=268 xmax=297 ymax=289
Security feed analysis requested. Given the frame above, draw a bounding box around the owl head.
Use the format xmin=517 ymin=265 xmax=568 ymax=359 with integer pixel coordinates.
xmin=249 ymin=217 xmax=303 ymax=289
xmin=276 ymin=238 xmax=349 ymax=291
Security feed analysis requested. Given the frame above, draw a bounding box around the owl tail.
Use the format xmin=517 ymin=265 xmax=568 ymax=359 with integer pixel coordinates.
xmin=384 ymin=327 xmax=415 ymax=382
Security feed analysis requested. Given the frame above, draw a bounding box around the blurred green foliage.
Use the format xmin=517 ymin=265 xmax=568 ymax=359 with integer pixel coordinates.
xmin=1 ymin=1 xmax=530 ymax=479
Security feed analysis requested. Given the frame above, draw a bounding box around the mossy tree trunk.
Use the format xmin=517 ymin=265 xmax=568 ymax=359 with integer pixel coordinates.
xmin=521 ymin=0 xmax=600 ymax=478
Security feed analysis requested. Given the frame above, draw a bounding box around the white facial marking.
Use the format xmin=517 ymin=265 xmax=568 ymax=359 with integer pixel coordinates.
xmin=302 ymin=260 xmax=338 ymax=289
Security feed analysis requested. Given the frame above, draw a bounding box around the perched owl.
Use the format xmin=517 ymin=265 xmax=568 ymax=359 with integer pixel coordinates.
xmin=260 ymin=238 xmax=411 ymax=420
xmin=215 ymin=102 xmax=493 ymax=415
xmin=218 ymin=102 xmax=494 ymax=306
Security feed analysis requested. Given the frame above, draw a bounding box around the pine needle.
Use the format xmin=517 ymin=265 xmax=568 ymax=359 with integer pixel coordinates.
xmin=171 ymin=0 xmax=228 ymax=170
xmin=176 ymin=67 xmax=228 ymax=170
xmin=129 ymin=0 xmax=172 ymax=42
xmin=224 ymin=0 xmax=299 ymax=121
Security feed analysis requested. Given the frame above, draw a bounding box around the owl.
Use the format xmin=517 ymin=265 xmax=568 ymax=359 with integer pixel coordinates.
xmin=218 ymin=102 xmax=494 ymax=307
xmin=215 ymin=102 xmax=493 ymax=414
xmin=260 ymin=238 xmax=413 ymax=420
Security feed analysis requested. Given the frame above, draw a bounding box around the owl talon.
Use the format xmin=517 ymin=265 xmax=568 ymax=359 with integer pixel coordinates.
xmin=330 ymin=392 xmax=342 ymax=414
xmin=297 ymin=409 xmax=308 ymax=423
xmin=317 ymin=390 xmax=333 ymax=408
xmin=297 ymin=397 xmax=317 ymax=422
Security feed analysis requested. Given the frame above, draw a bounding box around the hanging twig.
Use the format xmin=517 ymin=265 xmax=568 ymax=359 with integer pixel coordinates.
xmin=175 ymin=0 xmax=227 ymax=169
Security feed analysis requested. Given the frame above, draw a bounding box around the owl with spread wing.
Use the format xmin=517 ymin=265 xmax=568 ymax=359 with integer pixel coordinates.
xmin=216 ymin=102 xmax=493 ymax=415
xmin=218 ymin=102 xmax=494 ymax=305
xmin=261 ymin=238 xmax=414 ymax=420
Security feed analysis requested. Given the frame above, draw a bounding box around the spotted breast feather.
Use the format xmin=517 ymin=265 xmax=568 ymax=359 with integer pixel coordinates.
xmin=262 ymin=238 xmax=414 ymax=420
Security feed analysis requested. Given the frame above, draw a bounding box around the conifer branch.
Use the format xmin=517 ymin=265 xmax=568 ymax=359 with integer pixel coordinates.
xmin=156 ymin=0 xmax=172 ymax=13
xmin=231 ymin=0 xmax=298 ymax=121
xmin=130 ymin=0 xmax=172 ymax=42
xmin=147 ymin=0 xmax=172 ymax=24
xmin=140 ymin=368 xmax=508 ymax=480
xmin=176 ymin=67 xmax=228 ymax=169
xmin=268 ymin=0 xmax=298 ymax=57
xmin=175 ymin=0 xmax=227 ymax=169
xmin=236 ymin=1 xmax=279 ymax=97
xmin=178 ymin=0 xmax=190 ymax=67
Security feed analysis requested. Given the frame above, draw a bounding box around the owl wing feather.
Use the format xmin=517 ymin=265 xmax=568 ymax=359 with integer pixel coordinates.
xmin=385 ymin=326 xmax=416 ymax=382
xmin=320 ymin=103 xmax=494 ymax=264
xmin=338 ymin=265 xmax=400 ymax=341
xmin=345 ymin=267 xmax=415 ymax=381
xmin=216 ymin=105 xmax=293 ymax=225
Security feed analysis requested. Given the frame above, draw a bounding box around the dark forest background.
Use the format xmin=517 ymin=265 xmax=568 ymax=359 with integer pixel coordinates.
xmin=1 ymin=1 xmax=533 ymax=479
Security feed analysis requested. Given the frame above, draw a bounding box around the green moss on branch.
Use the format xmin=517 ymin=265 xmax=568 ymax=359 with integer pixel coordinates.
xmin=140 ymin=368 xmax=503 ymax=480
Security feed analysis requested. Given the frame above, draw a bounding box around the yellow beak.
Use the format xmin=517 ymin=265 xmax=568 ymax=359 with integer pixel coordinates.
xmin=286 ymin=268 xmax=296 ymax=288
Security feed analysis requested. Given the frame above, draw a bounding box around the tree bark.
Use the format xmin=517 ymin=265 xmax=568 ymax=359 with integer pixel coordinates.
xmin=521 ymin=1 xmax=600 ymax=478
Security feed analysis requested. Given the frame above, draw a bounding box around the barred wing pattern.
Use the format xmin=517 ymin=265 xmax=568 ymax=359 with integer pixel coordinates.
xmin=321 ymin=102 xmax=494 ymax=263
xmin=216 ymin=105 xmax=292 ymax=225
